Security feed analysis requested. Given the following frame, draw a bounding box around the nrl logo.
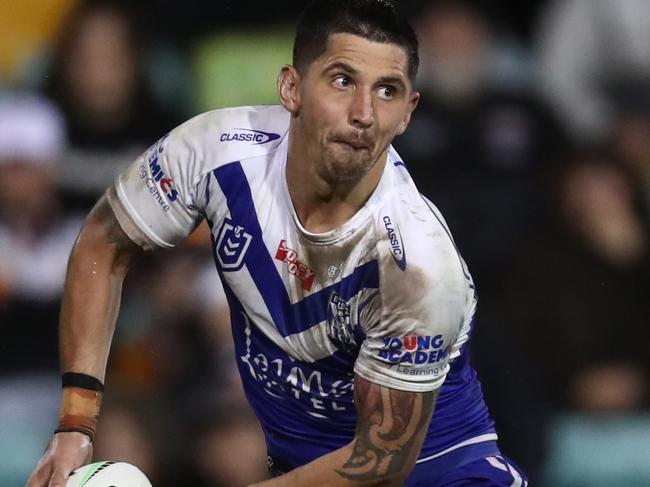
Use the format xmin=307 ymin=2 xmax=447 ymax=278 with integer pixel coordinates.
xmin=327 ymin=292 xmax=357 ymax=353
xmin=215 ymin=218 xmax=252 ymax=272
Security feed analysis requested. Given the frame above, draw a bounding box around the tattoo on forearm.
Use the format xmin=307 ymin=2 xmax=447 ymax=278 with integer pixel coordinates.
xmin=336 ymin=378 xmax=437 ymax=481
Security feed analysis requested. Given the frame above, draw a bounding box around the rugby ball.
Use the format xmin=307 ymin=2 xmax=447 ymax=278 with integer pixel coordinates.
xmin=66 ymin=461 xmax=152 ymax=487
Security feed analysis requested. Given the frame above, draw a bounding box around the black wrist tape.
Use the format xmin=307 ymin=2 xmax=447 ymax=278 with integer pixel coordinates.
xmin=61 ymin=372 xmax=105 ymax=392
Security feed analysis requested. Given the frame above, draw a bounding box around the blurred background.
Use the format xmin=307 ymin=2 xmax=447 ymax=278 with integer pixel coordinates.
xmin=1 ymin=1 xmax=649 ymax=485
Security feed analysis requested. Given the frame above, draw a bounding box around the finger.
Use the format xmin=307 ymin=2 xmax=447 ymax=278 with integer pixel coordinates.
xmin=48 ymin=468 xmax=70 ymax=487
xmin=26 ymin=463 xmax=52 ymax=487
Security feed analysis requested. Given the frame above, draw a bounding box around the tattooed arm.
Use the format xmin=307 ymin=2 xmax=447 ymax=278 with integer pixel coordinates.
xmin=251 ymin=374 xmax=438 ymax=487
xmin=27 ymin=192 xmax=146 ymax=487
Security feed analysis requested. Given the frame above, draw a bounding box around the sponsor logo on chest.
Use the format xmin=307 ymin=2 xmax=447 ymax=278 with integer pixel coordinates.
xmin=275 ymin=240 xmax=316 ymax=291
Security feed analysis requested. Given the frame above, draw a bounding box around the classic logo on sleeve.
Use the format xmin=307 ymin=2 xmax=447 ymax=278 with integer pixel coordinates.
xmin=383 ymin=216 xmax=406 ymax=271
xmin=275 ymin=240 xmax=316 ymax=291
xmin=220 ymin=128 xmax=281 ymax=145
xmin=378 ymin=334 xmax=449 ymax=366
xmin=215 ymin=218 xmax=252 ymax=271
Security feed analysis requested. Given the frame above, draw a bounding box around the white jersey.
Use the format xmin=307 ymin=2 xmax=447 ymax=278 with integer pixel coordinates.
xmin=108 ymin=105 xmax=494 ymax=470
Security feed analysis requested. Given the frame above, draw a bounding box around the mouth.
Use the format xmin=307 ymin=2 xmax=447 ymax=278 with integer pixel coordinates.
xmin=333 ymin=138 xmax=371 ymax=151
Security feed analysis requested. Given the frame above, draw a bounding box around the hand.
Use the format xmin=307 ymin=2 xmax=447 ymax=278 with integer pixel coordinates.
xmin=26 ymin=432 xmax=93 ymax=487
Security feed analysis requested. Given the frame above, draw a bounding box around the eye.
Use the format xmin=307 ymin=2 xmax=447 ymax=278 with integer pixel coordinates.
xmin=333 ymin=75 xmax=351 ymax=89
xmin=378 ymin=86 xmax=395 ymax=100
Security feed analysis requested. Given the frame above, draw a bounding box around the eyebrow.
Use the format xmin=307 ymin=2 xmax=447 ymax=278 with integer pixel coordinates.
xmin=324 ymin=61 xmax=359 ymax=76
xmin=324 ymin=61 xmax=408 ymax=91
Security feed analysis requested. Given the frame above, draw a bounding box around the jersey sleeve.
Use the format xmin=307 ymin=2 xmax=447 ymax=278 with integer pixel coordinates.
xmin=107 ymin=127 xmax=204 ymax=249
xmin=353 ymin=210 xmax=473 ymax=393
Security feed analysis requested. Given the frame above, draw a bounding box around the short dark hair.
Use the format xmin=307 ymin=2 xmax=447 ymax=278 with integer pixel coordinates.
xmin=293 ymin=0 xmax=419 ymax=82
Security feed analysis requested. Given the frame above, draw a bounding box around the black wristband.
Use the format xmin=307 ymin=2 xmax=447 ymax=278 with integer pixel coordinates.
xmin=61 ymin=372 xmax=105 ymax=392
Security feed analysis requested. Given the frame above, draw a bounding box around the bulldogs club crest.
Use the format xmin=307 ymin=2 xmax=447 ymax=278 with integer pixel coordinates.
xmin=327 ymin=292 xmax=357 ymax=353
xmin=215 ymin=218 xmax=252 ymax=271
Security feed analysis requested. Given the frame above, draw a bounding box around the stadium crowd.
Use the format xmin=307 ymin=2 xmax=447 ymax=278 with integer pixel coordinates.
xmin=1 ymin=1 xmax=649 ymax=486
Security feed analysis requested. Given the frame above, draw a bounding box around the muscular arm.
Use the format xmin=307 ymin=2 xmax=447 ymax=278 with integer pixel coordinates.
xmin=59 ymin=192 xmax=144 ymax=379
xmin=252 ymin=375 xmax=438 ymax=487
xmin=27 ymin=192 xmax=147 ymax=487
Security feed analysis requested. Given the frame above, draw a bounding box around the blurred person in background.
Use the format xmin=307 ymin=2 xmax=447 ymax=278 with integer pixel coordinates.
xmin=192 ymin=404 xmax=268 ymax=487
xmin=609 ymin=82 xmax=650 ymax=227
xmin=396 ymin=0 xmax=566 ymax=297
xmin=504 ymin=154 xmax=649 ymax=407
xmin=43 ymin=0 xmax=181 ymax=211
xmin=0 ymin=92 xmax=83 ymax=372
xmin=0 ymin=93 xmax=82 ymax=487
xmin=394 ymin=1 xmax=567 ymax=476
xmin=94 ymin=249 xmax=236 ymax=486
xmin=501 ymin=150 xmax=650 ymax=485
xmin=536 ymin=0 xmax=650 ymax=145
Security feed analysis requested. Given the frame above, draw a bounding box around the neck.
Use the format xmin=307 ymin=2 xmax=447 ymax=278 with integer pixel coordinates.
xmin=286 ymin=128 xmax=387 ymax=234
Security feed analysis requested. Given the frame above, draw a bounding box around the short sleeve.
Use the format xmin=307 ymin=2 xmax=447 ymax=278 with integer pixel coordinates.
xmin=353 ymin=212 xmax=472 ymax=393
xmin=108 ymin=128 xmax=203 ymax=249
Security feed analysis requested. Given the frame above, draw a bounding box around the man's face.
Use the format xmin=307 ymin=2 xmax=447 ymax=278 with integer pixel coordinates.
xmin=283 ymin=33 xmax=419 ymax=185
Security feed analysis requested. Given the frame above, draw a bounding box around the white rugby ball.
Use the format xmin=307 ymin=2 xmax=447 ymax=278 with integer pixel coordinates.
xmin=66 ymin=461 xmax=152 ymax=487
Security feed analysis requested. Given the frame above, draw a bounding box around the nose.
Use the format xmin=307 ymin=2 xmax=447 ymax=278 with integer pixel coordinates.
xmin=349 ymin=90 xmax=375 ymax=129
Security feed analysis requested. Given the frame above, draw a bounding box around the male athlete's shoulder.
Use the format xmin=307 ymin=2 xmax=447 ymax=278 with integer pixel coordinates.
xmin=109 ymin=105 xmax=289 ymax=249
xmin=372 ymin=148 xmax=473 ymax=337
xmin=375 ymin=148 xmax=468 ymax=284
xmin=169 ymin=104 xmax=290 ymax=169
xmin=354 ymin=149 xmax=474 ymax=391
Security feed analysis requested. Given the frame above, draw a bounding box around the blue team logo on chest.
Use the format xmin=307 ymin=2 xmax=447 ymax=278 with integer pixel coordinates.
xmin=327 ymin=292 xmax=358 ymax=353
xmin=215 ymin=217 xmax=253 ymax=271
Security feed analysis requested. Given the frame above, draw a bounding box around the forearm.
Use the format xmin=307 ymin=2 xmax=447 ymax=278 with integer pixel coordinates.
xmin=58 ymin=236 xmax=125 ymax=380
xmin=250 ymin=443 xmax=398 ymax=487
xmin=251 ymin=378 xmax=437 ymax=487
xmin=59 ymin=194 xmax=140 ymax=380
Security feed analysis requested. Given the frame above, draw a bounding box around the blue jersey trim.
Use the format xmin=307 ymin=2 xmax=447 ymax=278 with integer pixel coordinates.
xmin=213 ymin=161 xmax=380 ymax=338
xmin=214 ymin=162 xmax=296 ymax=333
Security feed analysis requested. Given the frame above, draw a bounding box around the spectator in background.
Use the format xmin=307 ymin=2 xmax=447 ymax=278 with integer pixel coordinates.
xmin=396 ymin=0 xmax=566 ymax=297
xmin=0 ymin=93 xmax=81 ymax=487
xmin=93 ymin=249 xmax=251 ymax=486
xmin=192 ymin=404 xmax=268 ymax=487
xmin=504 ymin=155 xmax=649 ymax=407
xmin=610 ymin=82 xmax=650 ymax=226
xmin=536 ymin=0 xmax=650 ymax=145
xmin=394 ymin=1 xmax=568 ymax=478
xmin=502 ymin=152 xmax=650 ymax=486
xmin=44 ymin=0 xmax=180 ymax=211
xmin=0 ymin=93 xmax=83 ymax=372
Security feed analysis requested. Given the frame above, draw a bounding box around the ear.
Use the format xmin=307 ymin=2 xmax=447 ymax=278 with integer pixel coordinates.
xmin=396 ymin=90 xmax=420 ymax=136
xmin=278 ymin=65 xmax=302 ymax=116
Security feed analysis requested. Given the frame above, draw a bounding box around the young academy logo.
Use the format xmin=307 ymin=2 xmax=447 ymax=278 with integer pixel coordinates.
xmin=377 ymin=334 xmax=449 ymax=365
